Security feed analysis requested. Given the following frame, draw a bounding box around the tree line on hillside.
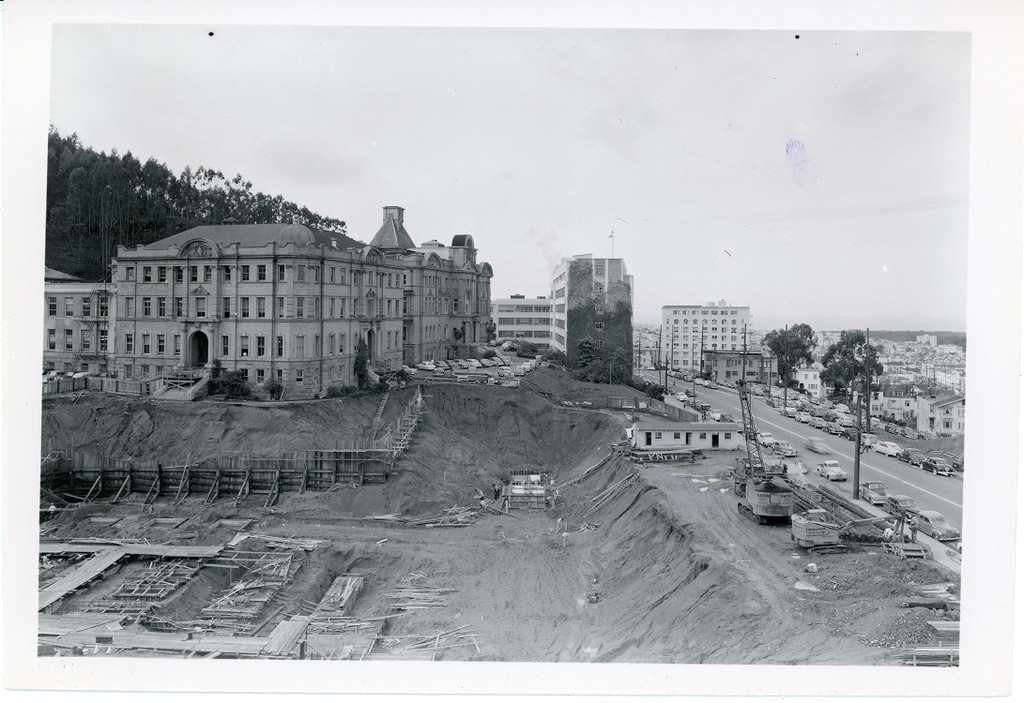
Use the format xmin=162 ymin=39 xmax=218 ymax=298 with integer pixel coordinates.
xmin=45 ymin=126 xmax=348 ymax=281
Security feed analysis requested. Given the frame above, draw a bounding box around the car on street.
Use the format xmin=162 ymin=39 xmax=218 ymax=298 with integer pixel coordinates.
xmin=835 ymin=403 xmax=850 ymax=414
xmin=922 ymin=456 xmax=955 ymax=476
xmin=804 ymin=438 xmax=830 ymax=454
xmin=756 ymin=432 xmax=777 ymax=448
xmin=810 ymin=417 xmax=827 ymax=430
xmin=900 ymin=427 xmax=920 ymax=440
xmin=859 ymin=481 xmax=888 ymax=505
xmin=883 ymin=494 xmax=920 ymax=517
xmin=796 ymin=412 xmax=812 ymax=423
xmin=781 ymin=406 xmax=798 ymax=418
xmin=706 ymin=381 xmax=719 ymax=389
xmin=872 ymin=441 xmax=902 ymax=457
xmin=416 ymin=361 xmax=436 ymax=371
xmin=773 ymin=441 xmax=798 ymax=457
xmin=815 ymin=460 xmax=848 ymax=481
xmin=899 ymin=448 xmax=927 ymax=466
xmin=912 ymin=511 xmax=960 ymax=541
xmin=826 ymin=422 xmax=845 ymax=435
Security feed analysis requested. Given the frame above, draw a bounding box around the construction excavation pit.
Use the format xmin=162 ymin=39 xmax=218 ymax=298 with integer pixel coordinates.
xmin=37 ymin=369 xmax=960 ymax=664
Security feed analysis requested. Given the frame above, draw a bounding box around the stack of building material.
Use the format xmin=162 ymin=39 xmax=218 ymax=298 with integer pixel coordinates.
xmin=365 ymin=624 xmax=481 ymax=657
xmin=83 ymin=559 xmax=204 ymax=615
xmin=386 ymin=580 xmax=457 ymax=610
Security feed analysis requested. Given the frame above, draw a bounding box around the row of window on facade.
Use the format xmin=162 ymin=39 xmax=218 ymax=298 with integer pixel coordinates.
xmin=113 ymin=328 xmax=404 ymax=358
xmin=47 ymin=296 xmax=109 ymax=317
xmin=668 ymin=326 xmax=742 ymax=333
xmin=652 ymin=431 xmax=733 ymax=440
xmin=115 ymin=295 xmax=416 ymax=320
xmin=124 ymin=263 xmax=485 ymax=297
xmin=47 ymin=328 xmax=108 ymax=352
xmin=494 ymin=305 xmax=553 ymax=314
xmin=125 ymin=263 xmax=406 ymax=287
xmin=666 ymin=310 xmax=742 ymax=318
xmin=495 ymin=317 xmax=551 ymax=326
xmin=495 ymin=330 xmax=552 ymax=339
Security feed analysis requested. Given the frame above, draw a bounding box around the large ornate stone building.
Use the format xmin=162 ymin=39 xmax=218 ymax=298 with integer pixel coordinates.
xmin=52 ymin=205 xmax=493 ymax=398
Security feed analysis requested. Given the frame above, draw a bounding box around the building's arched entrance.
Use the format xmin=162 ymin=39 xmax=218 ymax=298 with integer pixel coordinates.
xmin=366 ymin=329 xmax=375 ymax=361
xmin=189 ymin=331 xmax=210 ymax=367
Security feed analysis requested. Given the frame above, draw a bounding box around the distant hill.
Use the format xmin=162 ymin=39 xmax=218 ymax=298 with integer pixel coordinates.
xmin=45 ymin=126 xmax=348 ymax=281
xmin=870 ymin=331 xmax=967 ymax=350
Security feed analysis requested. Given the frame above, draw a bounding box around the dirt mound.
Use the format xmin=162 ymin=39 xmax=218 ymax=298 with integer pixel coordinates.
xmin=519 ymin=366 xmax=649 ymax=405
xmin=393 ymin=385 xmax=625 ymax=513
xmin=40 ymin=390 xmax=405 ymax=461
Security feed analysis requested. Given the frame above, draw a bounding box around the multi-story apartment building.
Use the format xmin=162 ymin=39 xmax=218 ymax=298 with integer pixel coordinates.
xmin=550 ymin=255 xmax=633 ymax=369
xmin=702 ymin=349 xmax=777 ymax=384
xmin=102 ymin=205 xmax=492 ymax=398
xmin=42 ymin=268 xmax=115 ymax=375
xmin=660 ymin=301 xmax=752 ymax=371
xmin=491 ymin=295 xmax=553 ymax=348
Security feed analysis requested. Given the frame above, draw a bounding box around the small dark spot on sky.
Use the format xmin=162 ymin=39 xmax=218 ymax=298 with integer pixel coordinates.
xmin=795 ymin=35 xmax=800 ymax=39
xmin=208 ymin=32 xmax=214 ymax=37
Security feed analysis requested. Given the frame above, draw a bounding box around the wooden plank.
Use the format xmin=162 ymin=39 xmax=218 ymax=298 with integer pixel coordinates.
xmin=110 ymin=472 xmax=132 ymax=504
xmin=39 ymin=548 xmax=126 ymax=611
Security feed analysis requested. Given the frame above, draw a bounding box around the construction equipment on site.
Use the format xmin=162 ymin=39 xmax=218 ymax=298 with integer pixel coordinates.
xmin=733 ymin=379 xmax=793 ymax=524
xmin=790 ymin=510 xmax=886 ymax=554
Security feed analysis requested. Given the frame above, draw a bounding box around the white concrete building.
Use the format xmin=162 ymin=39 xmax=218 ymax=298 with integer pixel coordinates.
xmin=660 ymin=301 xmax=752 ymax=371
xmin=916 ymin=394 xmax=965 ymax=436
xmin=491 ymin=295 xmax=553 ymax=348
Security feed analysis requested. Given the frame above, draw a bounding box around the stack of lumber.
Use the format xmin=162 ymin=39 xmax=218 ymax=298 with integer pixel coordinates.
xmin=312 ymin=575 xmax=363 ymax=616
xmin=889 ymin=645 xmax=959 ymax=667
xmin=387 ymin=584 xmax=457 ymax=610
xmin=927 ymin=621 xmax=960 ymax=643
xmin=584 ymin=472 xmax=639 ymax=517
xmin=305 ymin=615 xmax=392 ymax=635
xmin=240 ymin=534 xmax=326 ymax=551
xmin=369 ymin=624 xmax=481 ymax=656
xmin=405 ymin=506 xmax=479 ymax=528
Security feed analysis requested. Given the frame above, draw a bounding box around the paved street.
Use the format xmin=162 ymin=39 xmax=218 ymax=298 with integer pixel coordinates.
xmin=642 ymin=371 xmax=964 ymax=532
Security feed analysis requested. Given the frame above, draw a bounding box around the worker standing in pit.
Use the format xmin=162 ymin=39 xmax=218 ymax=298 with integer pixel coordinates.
xmin=909 ymin=517 xmax=919 ymax=543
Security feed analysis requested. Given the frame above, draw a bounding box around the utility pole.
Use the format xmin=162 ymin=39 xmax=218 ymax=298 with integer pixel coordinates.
xmin=865 ymin=328 xmax=872 ymax=433
xmin=853 ymin=393 xmax=863 ymax=499
xmin=782 ymin=324 xmax=789 ymax=412
xmin=699 ymin=326 xmax=706 ymax=379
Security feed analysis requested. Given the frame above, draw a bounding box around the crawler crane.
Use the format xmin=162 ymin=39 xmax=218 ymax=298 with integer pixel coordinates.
xmin=733 ymin=379 xmax=793 ymax=524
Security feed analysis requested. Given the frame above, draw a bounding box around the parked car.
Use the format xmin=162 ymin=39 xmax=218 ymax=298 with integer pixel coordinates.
xmin=859 ymin=481 xmax=888 ymax=505
xmin=811 ymin=417 xmax=828 ymax=430
xmin=756 ymin=432 xmax=777 ymax=447
xmin=416 ymin=361 xmax=436 ymax=371
xmin=708 ymin=409 xmax=723 ymax=421
xmin=883 ymin=494 xmax=920 ymax=517
xmin=912 ymin=511 xmax=960 ymax=541
xmin=922 ymin=456 xmax=954 ymax=476
xmin=815 ymin=460 xmax=848 ymax=481
xmin=826 ymin=422 xmax=845 ymax=435
xmin=773 ymin=441 xmax=797 ymax=458
xmin=834 ymin=403 xmax=850 ymax=414
xmin=900 ymin=427 xmax=920 ymax=440
xmin=872 ymin=441 xmax=902 ymax=457
xmin=899 ymin=448 xmax=927 ymax=466
xmin=861 ymin=433 xmax=878 ymax=447
xmin=467 ymin=359 xmax=482 ymax=368
xmin=782 ymin=406 xmax=798 ymax=418
xmin=796 ymin=412 xmax=812 ymax=424
xmin=805 ymin=438 xmax=830 ymax=454
xmin=839 ymin=427 xmax=858 ymax=441
xmin=706 ymin=381 xmax=719 ymax=390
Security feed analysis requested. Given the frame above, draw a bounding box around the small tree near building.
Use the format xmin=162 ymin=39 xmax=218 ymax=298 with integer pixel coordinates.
xmin=354 ymin=337 xmax=369 ymax=389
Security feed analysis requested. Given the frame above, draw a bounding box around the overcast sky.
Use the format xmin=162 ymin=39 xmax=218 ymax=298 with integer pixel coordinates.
xmin=49 ymin=25 xmax=970 ymax=330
